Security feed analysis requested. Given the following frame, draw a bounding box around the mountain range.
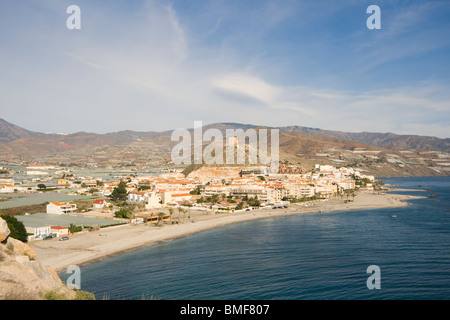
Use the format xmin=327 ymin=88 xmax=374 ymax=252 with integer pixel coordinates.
xmin=0 ymin=118 xmax=449 ymax=177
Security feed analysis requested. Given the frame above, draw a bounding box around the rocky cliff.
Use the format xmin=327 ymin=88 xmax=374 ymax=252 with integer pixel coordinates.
xmin=0 ymin=218 xmax=93 ymax=300
xmin=186 ymin=166 xmax=244 ymax=182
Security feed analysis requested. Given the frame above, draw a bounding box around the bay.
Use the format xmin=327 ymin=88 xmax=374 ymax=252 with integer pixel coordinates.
xmin=59 ymin=177 xmax=450 ymax=300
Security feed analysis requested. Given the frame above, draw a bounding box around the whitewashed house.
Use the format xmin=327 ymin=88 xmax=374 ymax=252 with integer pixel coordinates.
xmin=50 ymin=226 xmax=69 ymax=237
xmin=93 ymin=199 xmax=109 ymax=209
xmin=128 ymin=191 xmax=162 ymax=209
xmin=46 ymin=201 xmax=77 ymax=215
xmin=25 ymin=225 xmax=51 ymax=241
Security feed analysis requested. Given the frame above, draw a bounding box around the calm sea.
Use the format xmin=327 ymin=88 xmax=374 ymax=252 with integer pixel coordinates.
xmin=59 ymin=177 xmax=450 ymax=300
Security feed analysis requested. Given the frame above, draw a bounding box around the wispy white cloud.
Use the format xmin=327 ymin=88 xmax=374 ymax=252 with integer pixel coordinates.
xmin=352 ymin=1 xmax=450 ymax=73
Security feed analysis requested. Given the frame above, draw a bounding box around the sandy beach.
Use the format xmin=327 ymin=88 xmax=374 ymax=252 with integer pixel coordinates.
xmin=30 ymin=190 xmax=422 ymax=273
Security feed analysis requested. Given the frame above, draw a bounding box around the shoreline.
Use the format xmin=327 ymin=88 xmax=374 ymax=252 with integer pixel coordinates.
xmin=29 ymin=190 xmax=423 ymax=273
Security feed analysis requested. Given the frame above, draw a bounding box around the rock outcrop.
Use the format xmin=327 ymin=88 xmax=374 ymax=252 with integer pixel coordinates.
xmin=0 ymin=218 xmax=10 ymax=242
xmin=187 ymin=166 xmax=243 ymax=182
xmin=0 ymin=218 xmax=93 ymax=300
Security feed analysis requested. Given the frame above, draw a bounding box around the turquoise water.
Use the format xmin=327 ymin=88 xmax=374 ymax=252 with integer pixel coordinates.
xmin=60 ymin=177 xmax=450 ymax=300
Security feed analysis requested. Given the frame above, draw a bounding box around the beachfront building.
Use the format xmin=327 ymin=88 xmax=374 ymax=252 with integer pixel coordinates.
xmin=337 ymin=180 xmax=356 ymax=191
xmin=128 ymin=191 xmax=163 ymax=209
xmin=281 ymin=183 xmax=315 ymax=199
xmin=24 ymin=224 xmax=51 ymax=241
xmin=314 ymin=182 xmax=338 ymax=198
xmin=161 ymin=191 xmax=194 ymax=205
xmin=46 ymin=201 xmax=77 ymax=215
xmin=202 ymin=185 xmax=230 ymax=197
xmin=134 ymin=212 xmax=171 ymax=224
xmin=50 ymin=225 xmax=69 ymax=237
xmin=230 ymin=185 xmax=274 ymax=203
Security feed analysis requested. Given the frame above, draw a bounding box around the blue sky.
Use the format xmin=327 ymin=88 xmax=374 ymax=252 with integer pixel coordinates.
xmin=0 ymin=0 xmax=449 ymax=138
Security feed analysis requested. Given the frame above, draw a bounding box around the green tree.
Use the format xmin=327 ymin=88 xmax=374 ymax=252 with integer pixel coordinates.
xmin=247 ymin=196 xmax=261 ymax=207
xmin=114 ymin=209 xmax=132 ymax=219
xmin=235 ymin=202 xmax=245 ymax=211
xmin=210 ymin=194 xmax=219 ymax=204
xmin=157 ymin=212 xmax=166 ymax=225
xmin=37 ymin=184 xmax=46 ymax=190
xmin=68 ymin=223 xmax=77 ymax=235
xmin=196 ymin=196 xmax=205 ymax=204
xmin=111 ymin=180 xmax=128 ymax=202
xmin=89 ymin=188 xmax=99 ymax=194
xmin=190 ymin=186 xmax=202 ymax=195
xmin=168 ymin=208 xmax=174 ymax=223
xmin=177 ymin=207 xmax=187 ymax=223
xmin=0 ymin=215 xmax=28 ymax=242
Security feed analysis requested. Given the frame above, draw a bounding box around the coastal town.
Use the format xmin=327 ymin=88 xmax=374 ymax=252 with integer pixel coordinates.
xmin=0 ymin=162 xmax=381 ymax=241
xmin=0 ymin=160 xmax=426 ymax=277
xmin=1 ymin=0 xmax=449 ymax=303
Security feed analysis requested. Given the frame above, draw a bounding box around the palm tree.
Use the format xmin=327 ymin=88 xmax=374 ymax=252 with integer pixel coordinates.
xmin=168 ymin=208 xmax=174 ymax=224
xmin=157 ymin=212 xmax=166 ymax=225
xmin=344 ymin=189 xmax=351 ymax=202
xmin=68 ymin=223 xmax=77 ymax=235
xmin=177 ymin=207 xmax=184 ymax=223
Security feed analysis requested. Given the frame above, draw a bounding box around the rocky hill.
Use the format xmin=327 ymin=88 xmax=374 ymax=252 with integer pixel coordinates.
xmin=0 ymin=118 xmax=42 ymax=143
xmin=0 ymin=119 xmax=449 ymax=177
xmin=0 ymin=218 xmax=94 ymax=300
xmin=186 ymin=166 xmax=244 ymax=182
xmin=278 ymin=125 xmax=450 ymax=153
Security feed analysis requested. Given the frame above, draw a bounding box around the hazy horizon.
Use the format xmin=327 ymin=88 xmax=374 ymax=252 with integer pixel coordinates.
xmin=2 ymin=117 xmax=449 ymax=140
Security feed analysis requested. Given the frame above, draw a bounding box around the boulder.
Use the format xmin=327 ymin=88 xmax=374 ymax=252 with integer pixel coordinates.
xmin=0 ymin=218 xmax=10 ymax=242
xmin=0 ymin=245 xmax=76 ymax=300
xmin=6 ymin=237 xmax=37 ymax=260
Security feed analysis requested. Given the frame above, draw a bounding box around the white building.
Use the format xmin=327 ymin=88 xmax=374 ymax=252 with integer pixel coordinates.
xmin=202 ymin=185 xmax=230 ymax=197
xmin=314 ymin=182 xmax=338 ymax=198
xmin=50 ymin=226 xmax=69 ymax=237
xmin=337 ymin=180 xmax=356 ymax=191
xmin=25 ymin=225 xmax=51 ymax=241
xmin=128 ymin=191 xmax=162 ymax=209
xmin=46 ymin=202 xmax=77 ymax=215
xmin=93 ymin=199 xmax=109 ymax=209
xmin=163 ymin=192 xmax=194 ymax=205
xmin=280 ymin=183 xmax=315 ymax=199
xmin=0 ymin=178 xmax=14 ymax=187
xmin=230 ymin=185 xmax=274 ymax=203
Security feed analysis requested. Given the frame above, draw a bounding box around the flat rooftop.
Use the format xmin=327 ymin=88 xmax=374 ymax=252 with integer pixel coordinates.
xmin=16 ymin=213 xmax=124 ymax=228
